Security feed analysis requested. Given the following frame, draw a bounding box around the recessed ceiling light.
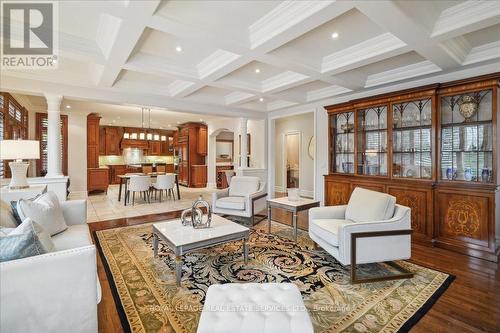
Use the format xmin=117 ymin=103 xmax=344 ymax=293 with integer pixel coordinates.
xmin=175 ymin=46 xmax=182 ymax=52
xmin=259 ymin=98 xmax=264 ymax=102
xmin=65 ymin=105 xmax=71 ymax=109
xmin=331 ymin=32 xmax=339 ymax=39
xmin=168 ymin=124 xmax=171 ymax=127
xmin=177 ymin=121 xmax=181 ymax=124
xmin=255 ymin=68 xmax=260 ymax=73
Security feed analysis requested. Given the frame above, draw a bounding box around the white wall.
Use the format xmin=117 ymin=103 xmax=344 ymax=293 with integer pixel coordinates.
xmin=274 ymin=113 xmax=314 ymax=197
xmin=247 ymin=119 xmax=266 ymax=169
xmin=314 ymin=107 xmax=329 ymax=205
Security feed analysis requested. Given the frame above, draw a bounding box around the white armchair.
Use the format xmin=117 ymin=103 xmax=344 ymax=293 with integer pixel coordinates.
xmin=309 ymin=187 xmax=412 ymax=283
xmin=0 ymin=199 xmax=101 ymax=333
xmin=212 ymin=176 xmax=267 ymax=225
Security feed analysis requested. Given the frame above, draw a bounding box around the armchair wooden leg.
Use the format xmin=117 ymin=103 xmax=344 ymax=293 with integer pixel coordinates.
xmin=350 ymin=230 xmax=414 ymax=284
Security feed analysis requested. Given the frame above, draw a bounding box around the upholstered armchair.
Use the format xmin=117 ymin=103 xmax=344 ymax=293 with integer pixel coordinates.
xmin=309 ymin=187 xmax=412 ymax=283
xmin=212 ymin=176 xmax=267 ymax=225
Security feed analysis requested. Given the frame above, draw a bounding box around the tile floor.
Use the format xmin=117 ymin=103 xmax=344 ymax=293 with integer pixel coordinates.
xmin=69 ymin=185 xmax=218 ymax=223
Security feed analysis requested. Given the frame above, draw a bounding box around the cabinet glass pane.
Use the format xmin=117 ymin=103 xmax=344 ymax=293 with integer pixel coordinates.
xmin=331 ymin=111 xmax=354 ymax=174
xmin=357 ymin=106 xmax=387 ymax=176
xmin=440 ymin=89 xmax=493 ymax=183
xmin=392 ymin=98 xmax=433 ymax=179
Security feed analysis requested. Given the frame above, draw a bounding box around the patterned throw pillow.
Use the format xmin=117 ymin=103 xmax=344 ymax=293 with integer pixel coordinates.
xmin=0 ymin=218 xmax=55 ymax=262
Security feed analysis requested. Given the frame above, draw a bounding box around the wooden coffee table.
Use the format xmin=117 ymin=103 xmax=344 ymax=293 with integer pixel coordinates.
xmin=152 ymin=214 xmax=250 ymax=286
xmin=267 ymin=197 xmax=320 ymax=241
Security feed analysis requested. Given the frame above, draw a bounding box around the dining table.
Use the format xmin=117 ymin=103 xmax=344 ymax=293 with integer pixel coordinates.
xmin=117 ymin=172 xmax=180 ymax=205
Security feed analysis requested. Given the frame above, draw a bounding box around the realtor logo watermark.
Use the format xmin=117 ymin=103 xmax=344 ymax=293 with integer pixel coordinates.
xmin=1 ymin=1 xmax=58 ymax=69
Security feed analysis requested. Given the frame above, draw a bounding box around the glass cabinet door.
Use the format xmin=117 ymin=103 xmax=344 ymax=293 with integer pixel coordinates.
xmin=330 ymin=112 xmax=354 ymax=174
xmin=440 ymin=89 xmax=493 ymax=182
xmin=356 ymin=106 xmax=387 ymax=176
xmin=392 ymin=98 xmax=432 ymax=179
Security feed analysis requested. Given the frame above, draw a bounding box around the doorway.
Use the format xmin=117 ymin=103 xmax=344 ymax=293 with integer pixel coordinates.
xmin=283 ymin=131 xmax=300 ymax=189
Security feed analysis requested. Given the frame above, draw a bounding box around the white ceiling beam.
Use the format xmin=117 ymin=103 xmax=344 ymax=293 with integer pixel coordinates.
xmin=355 ymin=1 xmax=461 ymax=70
xmin=97 ymin=1 xmax=160 ymax=87
xmin=430 ymin=0 xmax=500 ymax=41
xmin=0 ymin=74 xmax=265 ymax=119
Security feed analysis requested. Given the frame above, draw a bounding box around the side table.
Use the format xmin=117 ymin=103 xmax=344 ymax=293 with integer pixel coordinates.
xmin=267 ymin=196 xmax=320 ymax=241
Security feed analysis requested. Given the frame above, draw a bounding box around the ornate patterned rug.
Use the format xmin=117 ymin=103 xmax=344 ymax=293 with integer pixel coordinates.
xmin=95 ymin=221 xmax=454 ymax=333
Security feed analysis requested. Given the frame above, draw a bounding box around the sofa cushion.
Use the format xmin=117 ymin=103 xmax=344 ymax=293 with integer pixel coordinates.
xmin=215 ymin=196 xmax=246 ymax=210
xmin=0 ymin=200 xmax=18 ymax=228
xmin=0 ymin=218 xmax=54 ymax=262
xmin=309 ymin=219 xmax=354 ymax=247
xmin=51 ymin=224 xmax=92 ymax=251
xmin=18 ymin=191 xmax=68 ymax=236
xmin=228 ymin=176 xmax=260 ymax=197
xmin=345 ymin=187 xmax=396 ymax=223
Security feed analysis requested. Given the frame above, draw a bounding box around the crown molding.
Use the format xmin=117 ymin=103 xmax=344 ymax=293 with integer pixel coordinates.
xmin=249 ymin=0 xmax=334 ymax=49
xmin=321 ymin=33 xmax=408 ymax=74
xmin=364 ymin=60 xmax=442 ymax=88
xmin=463 ymin=40 xmax=500 ymax=65
xmin=267 ymin=100 xmax=297 ymax=111
xmin=439 ymin=36 xmax=472 ymax=65
xmin=262 ymin=71 xmax=309 ymax=93
xmin=431 ymin=0 xmax=500 ymax=39
xmin=307 ymin=85 xmax=351 ymax=102
xmin=224 ymin=91 xmax=256 ymax=105
xmin=197 ymin=49 xmax=241 ymax=80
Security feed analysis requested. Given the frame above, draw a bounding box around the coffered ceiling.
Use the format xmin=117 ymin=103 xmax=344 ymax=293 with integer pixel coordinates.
xmin=1 ymin=0 xmax=500 ymax=118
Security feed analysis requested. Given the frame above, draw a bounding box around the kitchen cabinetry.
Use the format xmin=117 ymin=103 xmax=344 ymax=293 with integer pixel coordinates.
xmin=87 ymin=114 xmax=109 ymax=193
xmin=104 ymin=126 xmax=122 ymax=155
xmin=197 ymin=126 xmax=207 ymax=155
xmin=177 ymin=122 xmax=207 ymax=187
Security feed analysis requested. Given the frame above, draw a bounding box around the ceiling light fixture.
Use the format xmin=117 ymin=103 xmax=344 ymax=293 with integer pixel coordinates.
xmin=255 ymin=68 xmax=260 ymax=73
xmin=175 ymin=46 xmax=182 ymax=52
xmin=259 ymin=98 xmax=264 ymax=102
xmin=65 ymin=105 xmax=71 ymax=109
xmin=331 ymin=32 xmax=339 ymax=39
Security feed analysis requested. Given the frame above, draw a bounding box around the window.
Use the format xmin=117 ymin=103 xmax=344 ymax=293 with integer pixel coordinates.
xmin=0 ymin=93 xmax=29 ymax=178
xmin=35 ymin=113 xmax=68 ymax=176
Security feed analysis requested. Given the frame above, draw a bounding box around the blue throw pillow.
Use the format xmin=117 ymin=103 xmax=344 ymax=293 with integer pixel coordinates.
xmin=0 ymin=227 xmax=47 ymax=262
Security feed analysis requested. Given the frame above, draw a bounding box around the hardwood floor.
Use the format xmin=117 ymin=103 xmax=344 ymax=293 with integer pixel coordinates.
xmin=89 ymin=211 xmax=500 ymax=333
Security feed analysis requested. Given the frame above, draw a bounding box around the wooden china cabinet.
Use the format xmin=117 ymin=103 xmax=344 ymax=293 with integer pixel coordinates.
xmin=325 ymin=73 xmax=499 ymax=262
xmin=175 ymin=122 xmax=207 ymax=187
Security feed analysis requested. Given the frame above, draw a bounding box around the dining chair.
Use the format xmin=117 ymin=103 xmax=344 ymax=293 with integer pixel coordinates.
xmin=127 ymin=175 xmax=152 ymax=205
xmin=152 ymin=174 xmax=176 ymax=202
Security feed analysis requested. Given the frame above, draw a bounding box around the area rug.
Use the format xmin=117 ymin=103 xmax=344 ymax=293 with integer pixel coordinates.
xmin=95 ymin=221 xmax=454 ymax=333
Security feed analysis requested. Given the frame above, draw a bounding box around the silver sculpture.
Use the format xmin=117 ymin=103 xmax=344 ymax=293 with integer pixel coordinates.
xmin=180 ymin=195 xmax=212 ymax=228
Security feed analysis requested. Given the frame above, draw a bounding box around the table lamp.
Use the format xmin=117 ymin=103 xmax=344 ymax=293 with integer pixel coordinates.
xmin=0 ymin=140 xmax=40 ymax=189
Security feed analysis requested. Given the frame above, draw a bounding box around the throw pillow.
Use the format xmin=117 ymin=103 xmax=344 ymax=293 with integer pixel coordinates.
xmin=0 ymin=200 xmax=18 ymax=228
xmin=0 ymin=218 xmax=54 ymax=262
xmin=17 ymin=192 xmax=68 ymax=236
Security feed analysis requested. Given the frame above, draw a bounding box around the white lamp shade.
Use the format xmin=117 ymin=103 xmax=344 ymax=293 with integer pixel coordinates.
xmin=0 ymin=140 xmax=40 ymax=160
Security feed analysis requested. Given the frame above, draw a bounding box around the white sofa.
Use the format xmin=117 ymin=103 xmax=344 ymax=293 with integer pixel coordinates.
xmin=0 ymin=199 xmax=101 ymax=333
xmin=309 ymin=187 xmax=412 ymax=283
xmin=212 ymin=176 xmax=267 ymax=225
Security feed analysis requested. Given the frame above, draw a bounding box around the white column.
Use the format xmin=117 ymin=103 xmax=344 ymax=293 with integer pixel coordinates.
xmin=44 ymin=94 xmax=63 ymax=177
xmin=239 ymin=117 xmax=248 ymax=168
